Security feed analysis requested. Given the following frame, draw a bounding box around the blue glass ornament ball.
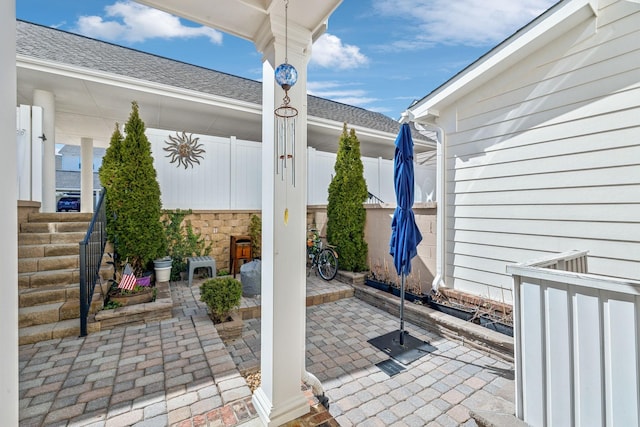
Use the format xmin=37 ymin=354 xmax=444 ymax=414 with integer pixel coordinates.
xmin=275 ymin=63 xmax=298 ymax=90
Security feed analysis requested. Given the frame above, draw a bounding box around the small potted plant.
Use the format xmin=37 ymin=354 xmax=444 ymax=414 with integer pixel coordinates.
xmin=200 ymin=277 xmax=243 ymax=341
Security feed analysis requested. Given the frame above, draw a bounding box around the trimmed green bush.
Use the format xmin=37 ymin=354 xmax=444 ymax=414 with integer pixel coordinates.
xmin=200 ymin=277 xmax=242 ymax=323
xmin=326 ymin=124 xmax=369 ymax=272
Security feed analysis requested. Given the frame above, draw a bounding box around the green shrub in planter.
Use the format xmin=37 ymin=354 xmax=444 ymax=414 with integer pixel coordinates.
xmin=200 ymin=277 xmax=242 ymax=323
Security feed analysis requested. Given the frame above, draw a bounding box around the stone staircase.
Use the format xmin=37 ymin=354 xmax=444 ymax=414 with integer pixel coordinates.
xmin=18 ymin=212 xmax=107 ymax=345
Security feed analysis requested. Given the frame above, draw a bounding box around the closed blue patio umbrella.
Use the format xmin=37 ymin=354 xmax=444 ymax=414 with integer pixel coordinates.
xmin=390 ymin=122 xmax=423 ymax=345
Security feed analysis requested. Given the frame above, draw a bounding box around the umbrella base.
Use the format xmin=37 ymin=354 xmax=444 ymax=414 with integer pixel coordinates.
xmin=368 ymin=330 xmax=436 ymax=365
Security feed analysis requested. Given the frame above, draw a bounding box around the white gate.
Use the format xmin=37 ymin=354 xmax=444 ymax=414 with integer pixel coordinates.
xmin=16 ymin=105 xmax=43 ymax=203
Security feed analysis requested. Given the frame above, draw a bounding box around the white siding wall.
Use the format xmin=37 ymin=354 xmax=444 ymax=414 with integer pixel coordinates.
xmin=442 ymin=1 xmax=640 ymax=302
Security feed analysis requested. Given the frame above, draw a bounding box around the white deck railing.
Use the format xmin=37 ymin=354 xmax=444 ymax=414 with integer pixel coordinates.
xmin=507 ymin=250 xmax=640 ymax=427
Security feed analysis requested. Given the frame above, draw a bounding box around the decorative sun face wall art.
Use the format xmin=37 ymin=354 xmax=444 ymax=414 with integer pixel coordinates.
xmin=163 ymin=131 xmax=206 ymax=169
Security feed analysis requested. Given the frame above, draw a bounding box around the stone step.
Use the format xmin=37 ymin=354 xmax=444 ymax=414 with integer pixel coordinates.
xmin=19 ymin=267 xmax=113 ymax=290
xmin=18 ymin=242 xmax=79 ymax=258
xmin=19 ymin=268 xmax=80 ymax=289
xmin=19 ymin=318 xmax=101 ymax=346
xmin=19 ymin=254 xmax=79 ymax=274
xmin=28 ymin=212 xmax=93 ymax=223
xmin=19 ymin=283 xmax=78 ymax=307
xmin=18 ymin=231 xmax=87 ymax=245
xmin=19 ymin=297 xmax=102 ymax=327
xmin=18 ymin=283 xmax=107 ymax=307
xmin=19 ymin=302 xmax=62 ymax=327
xmin=20 ymin=221 xmax=90 ymax=234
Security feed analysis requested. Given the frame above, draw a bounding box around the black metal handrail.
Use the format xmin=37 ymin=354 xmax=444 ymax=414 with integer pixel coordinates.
xmin=367 ymin=192 xmax=384 ymax=204
xmin=79 ymin=189 xmax=107 ymax=337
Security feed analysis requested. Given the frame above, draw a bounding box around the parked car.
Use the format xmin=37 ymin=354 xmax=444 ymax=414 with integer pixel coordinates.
xmin=57 ymin=196 xmax=80 ymax=212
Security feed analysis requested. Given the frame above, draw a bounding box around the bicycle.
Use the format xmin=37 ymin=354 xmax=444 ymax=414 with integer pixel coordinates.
xmin=306 ymin=228 xmax=338 ymax=280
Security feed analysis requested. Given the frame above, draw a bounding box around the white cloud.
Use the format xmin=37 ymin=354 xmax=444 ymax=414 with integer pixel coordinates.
xmin=373 ymin=0 xmax=556 ymax=47
xmin=308 ymin=81 xmax=378 ymax=107
xmin=311 ymin=33 xmax=369 ymax=69
xmin=75 ymin=1 xmax=223 ymax=44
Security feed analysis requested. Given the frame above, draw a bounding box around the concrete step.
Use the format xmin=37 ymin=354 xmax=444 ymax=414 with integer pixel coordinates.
xmin=20 ymin=221 xmax=91 ymax=234
xmin=19 ymin=267 xmax=113 ymax=290
xmin=19 ymin=268 xmax=80 ymax=289
xmin=19 ymin=296 xmax=102 ymax=327
xmin=19 ymin=302 xmax=63 ymax=327
xmin=18 ymin=283 xmax=107 ymax=307
xmin=19 ymin=243 xmax=79 ymax=258
xmin=19 ymin=231 xmax=86 ymax=245
xmin=19 ymin=283 xmax=79 ymax=307
xmin=19 ymin=318 xmax=101 ymax=346
xmin=19 ymin=254 xmax=79 ymax=274
xmin=28 ymin=212 xmax=93 ymax=223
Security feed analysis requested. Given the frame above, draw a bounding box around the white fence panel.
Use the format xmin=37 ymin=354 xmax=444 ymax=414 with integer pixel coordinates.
xmin=149 ymin=129 xmax=236 ymax=210
xmin=147 ymin=129 xmax=436 ymax=209
xmin=230 ymin=138 xmax=261 ymax=210
xmin=307 ymin=148 xmax=336 ymax=205
xmin=508 ymin=251 xmax=640 ymax=427
xmin=310 ymin=149 xmax=436 ymax=205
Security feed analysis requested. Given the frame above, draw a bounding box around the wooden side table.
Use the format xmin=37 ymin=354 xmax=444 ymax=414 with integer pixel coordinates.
xmin=230 ymin=235 xmax=252 ymax=277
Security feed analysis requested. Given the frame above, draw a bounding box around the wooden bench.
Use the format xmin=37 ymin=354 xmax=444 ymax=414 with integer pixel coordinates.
xmin=187 ymin=256 xmax=216 ymax=287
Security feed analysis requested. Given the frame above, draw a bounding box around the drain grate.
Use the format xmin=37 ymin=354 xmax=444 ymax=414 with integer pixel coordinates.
xmin=376 ymin=359 xmax=406 ymax=377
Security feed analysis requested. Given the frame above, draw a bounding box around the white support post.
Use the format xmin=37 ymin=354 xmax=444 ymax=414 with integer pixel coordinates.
xmin=80 ymin=137 xmax=94 ymax=213
xmin=252 ymin=11 xmax=312 ymax=426
xmin=33 ymin=89 xmax=56 ymax=212
xmin=1 ymin=2 xmax=19 ymax=423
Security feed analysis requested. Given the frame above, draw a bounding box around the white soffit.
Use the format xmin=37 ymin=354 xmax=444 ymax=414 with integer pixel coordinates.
xmin=134 ymin=0 xmax=342 ymax=44
xmin=409 ymin=0 xmax=598 ymax=120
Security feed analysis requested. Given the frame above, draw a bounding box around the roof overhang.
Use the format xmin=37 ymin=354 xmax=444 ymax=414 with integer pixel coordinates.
xmin=134 ymin=0 xmax=342 ymax=47
xmin=408 ymin=0 xmax=598 ymax=122
xmin=17 ymin=54 xmax=415 ymax=158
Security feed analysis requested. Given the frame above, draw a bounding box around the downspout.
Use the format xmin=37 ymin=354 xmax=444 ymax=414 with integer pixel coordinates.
xmin=401 ymin=111 xmax=446 ymax=292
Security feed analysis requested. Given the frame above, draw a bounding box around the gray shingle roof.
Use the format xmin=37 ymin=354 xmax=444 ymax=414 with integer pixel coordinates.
xmin=17 ymin=20 xmax=410 ymax=137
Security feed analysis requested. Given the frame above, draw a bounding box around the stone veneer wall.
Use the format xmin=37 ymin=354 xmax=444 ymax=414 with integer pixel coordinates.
xmin=307 ymin=203 xmax=437 ymax=296
xmin=179 ymin=210 xmax=260 ymax=273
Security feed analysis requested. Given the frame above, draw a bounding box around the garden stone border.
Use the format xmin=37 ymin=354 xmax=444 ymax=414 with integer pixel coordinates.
xmin=94 ymin=280 xmax=173 ymax=329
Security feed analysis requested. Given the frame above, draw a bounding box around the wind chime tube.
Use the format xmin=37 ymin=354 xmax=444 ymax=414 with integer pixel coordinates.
xmin=290 ymin=116 xmax=296 ymax=187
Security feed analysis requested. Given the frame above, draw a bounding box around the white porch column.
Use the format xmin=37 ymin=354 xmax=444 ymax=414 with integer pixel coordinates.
xmin=80 ymin=137 xmax=94 ymax=213
xmin=33 ymin=89 xmax=56 ymax=213
xmin=1 ymin=1 xmax=19 ymax=424
xmin=252 ymin=11 xmax=312 ymax=427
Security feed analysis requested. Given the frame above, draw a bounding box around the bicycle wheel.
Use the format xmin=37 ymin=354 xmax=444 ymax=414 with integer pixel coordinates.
xmin=317 ymin=249 xmax=338 ymax=280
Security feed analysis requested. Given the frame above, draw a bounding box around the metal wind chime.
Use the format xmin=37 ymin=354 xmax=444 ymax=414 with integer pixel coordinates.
xmin=274 ymin=0 xmax=298 ymax=224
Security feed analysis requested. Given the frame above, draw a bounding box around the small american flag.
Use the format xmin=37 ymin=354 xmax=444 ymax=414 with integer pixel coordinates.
xmin=118 ymin=263 xmax=137 ymax=291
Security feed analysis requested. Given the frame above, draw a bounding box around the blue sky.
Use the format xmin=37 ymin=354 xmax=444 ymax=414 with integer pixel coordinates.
xmin=16 ymin=0 xmax=557 ymax=120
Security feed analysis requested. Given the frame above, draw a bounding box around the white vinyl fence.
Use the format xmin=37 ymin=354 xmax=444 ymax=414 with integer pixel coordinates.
xmin=148 ymin=128 xmax=436 ymax=210
xmin=507 ymin=250 xmax=640 ymax=427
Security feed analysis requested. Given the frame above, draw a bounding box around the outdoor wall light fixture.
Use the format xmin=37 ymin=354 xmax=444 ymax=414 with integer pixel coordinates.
xmin=274 ymin=0 xmax=298 ymax=224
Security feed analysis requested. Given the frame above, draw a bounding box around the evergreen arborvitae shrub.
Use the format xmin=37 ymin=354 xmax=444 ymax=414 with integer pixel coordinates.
xmin=107 ymin=102 xmax=166 ymax=275
xmin=99 ymin=123 xmax=124 ymax=245
xmin=326 ymin=124 xmax=368 ymax=272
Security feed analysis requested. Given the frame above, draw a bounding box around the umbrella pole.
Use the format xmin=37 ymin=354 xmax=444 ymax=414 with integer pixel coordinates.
xmin=400 ymin=273 xmax=406 ymax=346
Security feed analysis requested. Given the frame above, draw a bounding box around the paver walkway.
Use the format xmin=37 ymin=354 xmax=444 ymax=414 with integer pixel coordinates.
xmin=19 ymin=276 xmax=515 ymax=426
